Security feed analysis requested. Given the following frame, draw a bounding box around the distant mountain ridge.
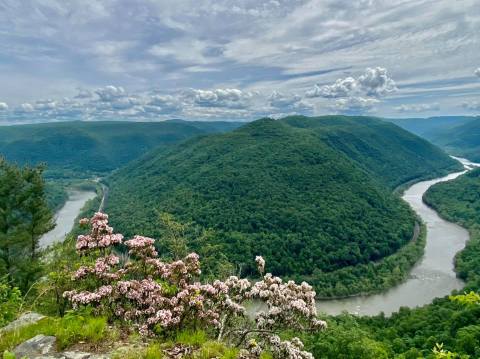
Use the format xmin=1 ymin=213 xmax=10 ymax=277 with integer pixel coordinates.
xmin=386 ymin=116 xmax=480 ymax=161
xmin=0 ymin=120 xmax=243 ymax=177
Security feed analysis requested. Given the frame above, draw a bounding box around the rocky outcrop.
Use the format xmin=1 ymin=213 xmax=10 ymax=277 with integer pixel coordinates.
xmin=12 ymin=335 xmax=110 ymax=359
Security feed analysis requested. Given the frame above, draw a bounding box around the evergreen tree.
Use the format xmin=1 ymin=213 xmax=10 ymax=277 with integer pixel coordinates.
xmin=0 ymin=158 xmax=54 ymax=291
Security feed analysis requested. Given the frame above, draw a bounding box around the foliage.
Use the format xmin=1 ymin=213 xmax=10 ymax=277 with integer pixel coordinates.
xmin=0 ymin=158 xmax=54 ymax=291
xmin=103 ymin=116 xmax=458 ymax=296
xmin=302 ymin=223 xmax=426 ymax=297
xmin=44 ymin=181 xmax=68 ymax=211
xmin=450 ymin=292 xmax=480 ymax=307
xmin=64 ymin=212 xmax=327 ymax=358
xmin=302 ymin=315 xmax=389 ymax=359
xmin=0 ymin=279 xmax=22 ymax=327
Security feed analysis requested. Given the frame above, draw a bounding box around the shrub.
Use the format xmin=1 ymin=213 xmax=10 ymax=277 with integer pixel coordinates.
xmin=64 ymin=212 xmax=328 ymax=358
xmin=0 ymin=279 xmax=22 ymax=327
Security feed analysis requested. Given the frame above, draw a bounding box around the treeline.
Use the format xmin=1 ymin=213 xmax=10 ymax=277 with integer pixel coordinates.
xmin=0 ymin=158 xmax=53 ymax=291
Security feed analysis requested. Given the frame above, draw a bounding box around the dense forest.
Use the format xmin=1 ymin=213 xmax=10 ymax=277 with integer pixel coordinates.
xmin=0 ymin=120 xmax=241 ymax=178
xmin=104 ymin=116 xmax=459 ymax=296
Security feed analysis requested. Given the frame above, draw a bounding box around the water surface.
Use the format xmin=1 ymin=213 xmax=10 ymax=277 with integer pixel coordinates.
xmin=39 ymin=190 xmax=97 ymax=249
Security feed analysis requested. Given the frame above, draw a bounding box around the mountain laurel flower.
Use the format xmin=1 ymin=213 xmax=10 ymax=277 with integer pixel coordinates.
xmin=255 ymin=255 xmax=265 ymax=274
xmin=64 ymin=213 xmax=326 ymax=358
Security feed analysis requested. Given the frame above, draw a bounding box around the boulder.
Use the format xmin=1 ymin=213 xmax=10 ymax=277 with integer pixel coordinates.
xmin=1 ymin=312 xmax=46 ymax=332
xmin=13 ymin=334 xmax=56 ymax=358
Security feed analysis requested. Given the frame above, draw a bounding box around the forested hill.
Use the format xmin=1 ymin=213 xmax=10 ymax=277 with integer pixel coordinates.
xmin=283 ymin=115 xmax=461 ymax=189
xmin=387 ymin=116 xmax=475 ymax=138
xmin=428 ymin=118 xmax=480 ymax=162
xmin=387 ymin=116 xmax=480 ymax=162
xmin=0 ymin=120 xmax=242 ymax=177
xmin=104 ymin=116 xmax=458 ymax=289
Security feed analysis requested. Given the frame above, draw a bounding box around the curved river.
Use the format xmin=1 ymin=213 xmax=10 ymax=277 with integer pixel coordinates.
xmin=41 ymin=158 xmax=479 ymax=317
xmin=39 ymin=189 xmax=97 ymax=249
xmin=316 ymin=157 xmax=479 ymax=316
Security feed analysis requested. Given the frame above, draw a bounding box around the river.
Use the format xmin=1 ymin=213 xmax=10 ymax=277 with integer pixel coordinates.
xmin=315 ymin=157 xmax=479 ymax=316
xmin=39 ymin=189 xmax=97 ymax=249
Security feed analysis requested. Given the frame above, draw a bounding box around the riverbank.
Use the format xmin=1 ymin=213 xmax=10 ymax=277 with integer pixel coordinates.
xmin=316 ymin=164 xmax=471 ymax=316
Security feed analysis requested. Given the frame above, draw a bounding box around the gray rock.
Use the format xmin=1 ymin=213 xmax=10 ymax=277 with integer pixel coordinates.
xmin=13 ymin=334 xmax=57 ymax=358
xmin=12 ymin=334 xmax=112 ymax=358
xmin=1 ymin=312 xmax=46 ymax=332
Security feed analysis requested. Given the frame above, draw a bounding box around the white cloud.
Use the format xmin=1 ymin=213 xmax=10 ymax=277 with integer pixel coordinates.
xmin=305 ymin=77 xmax=357 ymax=98
xmin=358 ymin=67 xmax=397 ymax=97
xmin=20 ymin=103 xmax=34 ymax=112
xmin=333 ymin=97 xmax=379 ymax=113
xmin=146 ymin=94 xmax=182 ymax=114
xmin=305 ymin=67 xmax=396 ymax=100
xmin=268 ymin=91 xmax=313 ymax=114
xmin=75 ymin=89 xmax=94 ymax=99
xmin=34 ymin=99 xmax=56 ymax=111
xmin=0 ymin=102 xmax=8 ymax=111
xmin=95 ymin=86 xmax=126 ymax=102
xmin=475 ymin=68 xmax=480 ymax=77
xmin=394 ymin=103 xmax=440 ymax=113
xmin=185 ymin=88 xmax=254 ymax=109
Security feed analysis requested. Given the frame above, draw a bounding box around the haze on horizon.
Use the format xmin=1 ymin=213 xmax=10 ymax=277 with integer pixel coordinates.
xmin=0 ymin=0 xmax=479 ymax=124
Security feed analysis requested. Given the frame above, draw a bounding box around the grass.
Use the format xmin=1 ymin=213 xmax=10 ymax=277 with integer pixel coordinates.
xmin=0 ymin=314 xmax=112 ymax=353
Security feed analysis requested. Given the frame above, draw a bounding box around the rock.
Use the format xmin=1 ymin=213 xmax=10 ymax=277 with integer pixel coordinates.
xmin=1 ymin=312 xmax=46 ymax=332
xmin=13 ymin=334 xmax=57 ymax=358
xmin=12 ymin=335 xmax=111 ymax=358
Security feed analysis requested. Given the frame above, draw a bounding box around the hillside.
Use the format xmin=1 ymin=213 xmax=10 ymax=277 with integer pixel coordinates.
xmin=0 ymin=120 xmax=242 ymax=177
xmin=283 ymin=115 xmax=461 ymax=189
xmin=429 ymin=118 xmax=480 ymax=162
xmin=387 ymin=116 xmax=475 ymax=138
xmin=387 ymin=116 xmax=480 ymax=162
xmin=104 ymin=116 xmax=459 ymax=294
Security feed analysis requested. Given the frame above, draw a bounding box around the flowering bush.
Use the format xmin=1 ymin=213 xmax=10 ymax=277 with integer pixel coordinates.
xmin=64 ymin=212 xmax=326 ymax=358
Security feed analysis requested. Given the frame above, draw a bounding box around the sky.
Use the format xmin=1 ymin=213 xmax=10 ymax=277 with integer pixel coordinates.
xmin=0 ymin=0 xmax=479 ymax=124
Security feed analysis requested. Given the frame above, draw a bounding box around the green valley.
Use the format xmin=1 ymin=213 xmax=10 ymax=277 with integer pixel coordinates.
xmin=104 ymin=115 xmax=460 ymax=296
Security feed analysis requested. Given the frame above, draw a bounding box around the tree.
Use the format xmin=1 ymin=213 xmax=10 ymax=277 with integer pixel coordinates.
xmin=157 ymin=211 xmax=188 ymax=260
xmin=21 ymin=165 xmax=54 ymax=260
xmin=0 ymin=158 xmax=53 ymax=291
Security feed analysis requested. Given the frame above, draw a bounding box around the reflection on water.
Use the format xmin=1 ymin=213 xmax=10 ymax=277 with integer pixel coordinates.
xmin=39 ymin=190 xmax=97 ymax=249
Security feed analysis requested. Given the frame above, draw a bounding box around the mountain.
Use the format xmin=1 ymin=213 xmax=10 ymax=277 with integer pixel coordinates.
xmin=283 ymin=115 xmax=461 ymax=189
xmin=386 ymin=116 xmax=480 ymax=161
xmin=0 ymin=120 xmax=242 ymax=177
xmin=104 ymin=115 xmax=459 ymax=289
xmin=386 ymin=116 xmax=476 ymax=138
xmin=428 ymin=118 xmax=480 ymax=162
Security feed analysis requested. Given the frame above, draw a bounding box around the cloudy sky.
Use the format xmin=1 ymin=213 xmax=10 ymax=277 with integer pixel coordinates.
xmin=0 ymin=0 xmax=479 ymax=124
